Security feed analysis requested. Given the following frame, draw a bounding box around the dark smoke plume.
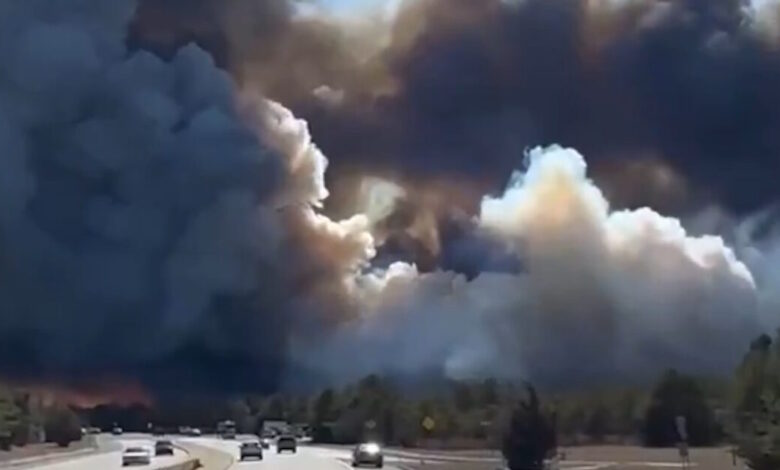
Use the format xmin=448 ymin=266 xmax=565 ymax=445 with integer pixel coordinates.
xmin=309 ymin=0 xmax=780 ymax=216
xmin=130 ymin=0 xmax=780 ymax=216
xmin=0 ymin=0 xmax=331 ymax=393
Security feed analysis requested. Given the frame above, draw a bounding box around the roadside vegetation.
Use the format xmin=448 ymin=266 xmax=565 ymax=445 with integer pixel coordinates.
xmin=0 ymin=391 xmax=82 ymax=450
xmin=2 ymin=332 xmax=780 ymax=469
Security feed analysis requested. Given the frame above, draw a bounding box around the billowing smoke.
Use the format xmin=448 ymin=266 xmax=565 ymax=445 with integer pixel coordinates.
xmin=1 ymin=0 xmax=779 ymax=395
xmin=296 ymin=146 xmax=763 ymax=387
xmin=123 ymin=0 xmax=780 ymax=289
xmin=0 ymin=0 xmax=342 ymax=393
xmin=129 ymin=0 xmax=780 ymax=215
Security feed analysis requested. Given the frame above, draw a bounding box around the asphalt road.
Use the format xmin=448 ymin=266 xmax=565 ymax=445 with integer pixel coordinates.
xmin=182 ymin=436 xmax=409 ymax=470
xmin=1 ymin=434 xmax=189 ymax=470
xmin=4 ymin=435 xmax=727 ymax=470
xmin=4 ymin=434 xmax=406 ymax=470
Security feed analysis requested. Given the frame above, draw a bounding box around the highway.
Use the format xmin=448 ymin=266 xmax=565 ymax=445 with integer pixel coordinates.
xmin=2 ymin=434 xmax=410 ymax=470
xmin=181 ymin=436 xmax=408 ymax=470
xmin=1 ymin=434 xmax=189 ymax=470
xmin=1 ymin=433 xmax=726 ymax=470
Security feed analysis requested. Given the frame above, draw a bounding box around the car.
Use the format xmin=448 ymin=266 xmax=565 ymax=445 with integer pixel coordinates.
xmin=260 ymin=435 xmax=272 ymax=449
xmin=352 ymin=442 xmax=384 ymax=468
xmin=122 ymin=446 xmax=151 ymax=466
xmin=240 ymin=441 xmax=264 ymax=461
xmin=276 ymin=435 xmax=297 ymax=453
xmin=190 ymin=427 xmax=201 ymax=436
xmin=155 ymin=439 xmax=174 ymax=456
xmin=112 ymin=426 xmax=123 ymax=436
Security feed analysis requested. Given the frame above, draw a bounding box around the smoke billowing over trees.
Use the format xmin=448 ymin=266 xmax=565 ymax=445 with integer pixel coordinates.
xmin=0 ymin=0 xmax=779 ymax=396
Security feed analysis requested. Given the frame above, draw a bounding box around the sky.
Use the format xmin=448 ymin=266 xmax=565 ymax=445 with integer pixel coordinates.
xmin=306 ymin=0 xmax=398 ymax=17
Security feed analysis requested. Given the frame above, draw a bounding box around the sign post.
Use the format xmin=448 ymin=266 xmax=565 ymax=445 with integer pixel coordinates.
xmin=420 ymin=417 xmax=435 ymax=466
xmin=676 ymin=416 xmax=690 ymax=469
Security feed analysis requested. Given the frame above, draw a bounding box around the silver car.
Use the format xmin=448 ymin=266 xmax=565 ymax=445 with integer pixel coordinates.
xmin=352 ymin=442 xmax=384 ymax=468
xmin=122 ymin=446 xmax=151 ymax=466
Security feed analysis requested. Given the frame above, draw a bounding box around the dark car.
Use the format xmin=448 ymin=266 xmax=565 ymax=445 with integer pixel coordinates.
xmin=276 ymin=435 xmax=297 ymax=453
xmin=352 ymin=442 xmax=384 ymax=468
xmin=155 ymin=440 xmax=175 ymax=456
xmin=240 ymin=441 xmax=263 ymax=461
xmin=260 ymin=434 xmax=272 ymax=449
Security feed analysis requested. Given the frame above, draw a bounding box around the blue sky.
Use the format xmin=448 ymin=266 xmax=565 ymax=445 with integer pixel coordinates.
xmin=314 ymin=0 xmax=394 ymax=15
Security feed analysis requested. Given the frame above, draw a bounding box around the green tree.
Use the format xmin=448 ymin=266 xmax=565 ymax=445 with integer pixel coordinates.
xmin=584 ymin=404 xmax=611 ymax=442
xmin=642 ymin=369 xmax=719 ymax=447
xmin=227 ymin=399 xmax=254 ymax=434
xmin=735 ymin=334 xmax=775 ymax=416
xmin=502 ymin=385 xmax=557 ymax=470
xmin=454 ymin=383 xmax=476 ymax=412
xmin=313 ymin=389 xmax=335 ymax=424
xmin=44 ymin=406 xmax=82 ymax=447
xmin=264 ymin=395 xmax=287 ymax=421
xmin=733 ymin=332 xmax=780 ymax=469
xmin=0 ymin=388 xmax=21 ymax=450
xmin=735 ymin=397 xmax=780 ymax=470
xmin=481 ymin=379 xmax=499 ymax=407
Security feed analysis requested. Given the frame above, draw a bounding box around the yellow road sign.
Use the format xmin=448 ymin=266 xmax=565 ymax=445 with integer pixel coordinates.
xmin=422 ymin=416 xmax=435 ymax=431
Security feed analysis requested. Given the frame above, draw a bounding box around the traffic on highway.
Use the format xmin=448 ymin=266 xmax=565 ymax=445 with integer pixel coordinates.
xmin=0 ymin=429 xmax=409 ymax=470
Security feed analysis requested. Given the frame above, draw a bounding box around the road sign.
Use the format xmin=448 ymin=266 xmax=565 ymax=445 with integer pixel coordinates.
xmin=365 ymin=420 xmax=376 ymax=430
xmin=675 ymin=415 xmax=688 ymax=441
xmin=422 ymin=416 xmax=435 ymax=431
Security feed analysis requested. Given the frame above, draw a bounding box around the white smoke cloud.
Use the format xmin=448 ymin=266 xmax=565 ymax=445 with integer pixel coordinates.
xmin=295 ymin=146 xmax=764 ymax=386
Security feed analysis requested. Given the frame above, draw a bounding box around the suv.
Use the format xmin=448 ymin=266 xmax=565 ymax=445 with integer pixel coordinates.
xmin=276 ymin=435 xmax=297 ymax=453
xmin=240 ymin=441 xmax=263 ymax=461
xmin=155 ymin=440 xmax=174 ymax=456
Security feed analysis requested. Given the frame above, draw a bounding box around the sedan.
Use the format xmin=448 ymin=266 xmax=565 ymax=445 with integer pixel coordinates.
xmin=122 ymin=446 xmax=151 ymax=466
xmin=352 ymin=442 xmax=384 ymax=468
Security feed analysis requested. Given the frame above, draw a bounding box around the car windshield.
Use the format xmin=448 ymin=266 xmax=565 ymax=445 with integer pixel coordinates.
xmin=125 ymin=447 xmax=145 ymax=453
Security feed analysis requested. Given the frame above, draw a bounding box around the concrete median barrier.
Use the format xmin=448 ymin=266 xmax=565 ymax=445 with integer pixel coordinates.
xmin=173 ymin=441 xmax=234 ymax=470
xmin=157 ymin=458 xmax=201 ymax=470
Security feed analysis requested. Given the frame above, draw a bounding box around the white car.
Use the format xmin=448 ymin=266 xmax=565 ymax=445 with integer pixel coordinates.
xmin=122 ymin=446 xmax=152 ymax=466
xmin=352 ymin=442 xmax=384 ymax=468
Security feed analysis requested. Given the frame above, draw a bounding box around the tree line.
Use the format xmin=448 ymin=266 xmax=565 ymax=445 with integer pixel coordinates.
xmin=3 ymin=330 xmax=780 ymax=469
xmin=0 ymin=391 xmax=82 ymax=449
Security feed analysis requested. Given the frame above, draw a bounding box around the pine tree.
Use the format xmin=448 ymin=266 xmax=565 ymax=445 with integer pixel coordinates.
xmin=502 ymin=385 xmax=557 ymax=470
